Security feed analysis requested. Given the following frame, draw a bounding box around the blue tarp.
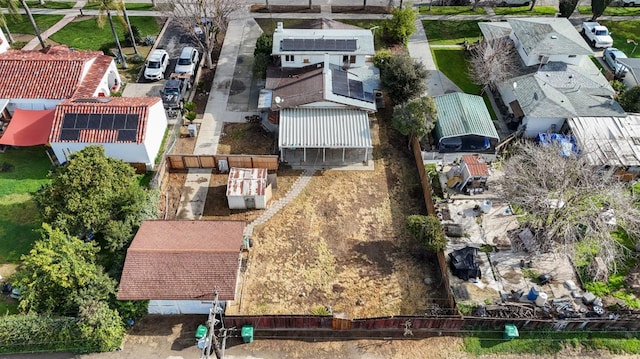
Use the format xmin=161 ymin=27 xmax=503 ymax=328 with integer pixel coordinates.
xmin=535 ymin=133 xmax=579 ymax=157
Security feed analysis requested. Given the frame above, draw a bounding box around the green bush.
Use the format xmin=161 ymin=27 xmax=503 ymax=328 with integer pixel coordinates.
xmin=382 ymin=7 xmax=417 ymax=45
xmin=184 ymin=111 xmax=197 ymax=122
xmin=254 ymin=33 xmax=273 ymax=56
xmin=124 ymin=25 xmax=142 ymax=46
xmin=253 ymin=52 xmax=270 ymax=79
xmin=406 ymin=214 xmax=448 ymax=252
xmin=373 ymin=49 xmax=393 ymax=69
xmin=184 ymin=101 xmax=196 ymax=112
xmin=619 ymin=86 xmax=640 ymax=113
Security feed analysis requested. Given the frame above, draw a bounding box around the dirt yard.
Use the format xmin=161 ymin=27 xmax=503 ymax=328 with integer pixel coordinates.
xmin=236 ymin=118 xmax=444 ymax=318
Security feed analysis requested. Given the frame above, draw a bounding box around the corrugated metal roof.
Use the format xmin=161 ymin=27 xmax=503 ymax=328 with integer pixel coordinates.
xmin=568 ymin=115 xmax=640 ymax=167
xmin=279 ymin=108 xmax=372 ymax=149
xmin=226 ymin=167 xmax=268 ymax=197
xmin=435 ymin=92 xmax=499 ymax=140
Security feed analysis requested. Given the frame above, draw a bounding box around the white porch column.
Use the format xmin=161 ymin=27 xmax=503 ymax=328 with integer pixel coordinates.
xmin=323 ymin=148 xmax=325 ymax=162
xmin=303 ymin=148 xmax=306 ymax=162
xmin=342 ymin=148 xmax=345 ymax=162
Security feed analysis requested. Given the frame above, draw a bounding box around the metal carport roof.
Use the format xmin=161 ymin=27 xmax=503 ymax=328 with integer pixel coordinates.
xmin=434 ymin=92 xmax=499 ymax=140
xmin=278 ymin=108 xmax=372 ymax=149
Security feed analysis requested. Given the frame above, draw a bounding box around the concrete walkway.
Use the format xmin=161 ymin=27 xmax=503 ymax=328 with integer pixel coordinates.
xmin=408 ymin=18 xmax=462 ymax=97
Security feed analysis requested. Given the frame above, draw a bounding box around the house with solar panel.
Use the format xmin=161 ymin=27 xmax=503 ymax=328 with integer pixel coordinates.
xmin=260 ymin=21 xmax=379 ymax=168
xmin=49 ymin=97 xmax=168 ymax=171
xmin=0 ymin=46 xmax=123 ymax=150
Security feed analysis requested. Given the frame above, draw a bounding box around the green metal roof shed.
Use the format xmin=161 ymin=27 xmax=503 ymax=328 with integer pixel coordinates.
xmin=434 ymin=92 xmax=499 ymax=153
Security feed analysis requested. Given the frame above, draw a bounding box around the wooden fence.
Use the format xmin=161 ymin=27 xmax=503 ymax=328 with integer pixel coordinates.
xmin=221 ymin=314 xmax=640 ymax=338
xmin=166 ymin=154 xmax=279 ymax=171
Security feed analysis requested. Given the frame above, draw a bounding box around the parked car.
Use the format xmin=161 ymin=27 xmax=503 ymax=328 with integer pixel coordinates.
xmin=496 ymin=0 xmax=531 ymax=6
xmin=622 ymin=0 xmax=638 ymax=6
xmin=603 ymin=48 xmax=629 ymax=77
xmin=581 ymin=22 xmax=613 ymax=48
xmin=174 ymin=47 xmax=200 ymax=76
xmin=144 ymin=49 xmax=169 ymax=81
xmin=160 ymin=78 xmax=187 ymax=110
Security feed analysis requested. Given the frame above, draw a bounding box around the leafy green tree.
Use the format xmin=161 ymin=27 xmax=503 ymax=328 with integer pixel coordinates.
xmin=254 ymin=33 xmax=272 ymax=56
xmin=619 ymin=86 xmax=640 ymax=113
xmin=406 ymin=215 xmax=447 ymax=252
xmin=373 ymin=49 xmax=392 ymax=69
xmin=78 ymin=300 xmax=125 ymax=352
xmin=558 ymin=0 xmax=579 ymax=17
xmin=591 ymin=0 xmax=613 ymax=20
xmin=392 ymin=96 xmax=437 ymax=141
xmin=382 ymin=7 xmax=417 ymax=45
xmin=380 ymin=55 xmax=428 ymax=104
xmin=34 ymin=146 xmax=155 ymax=253
xmin=14 ymin=224 xmax=116 ymax=315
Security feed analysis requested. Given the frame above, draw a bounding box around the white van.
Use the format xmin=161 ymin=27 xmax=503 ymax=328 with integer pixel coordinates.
xmin=174 ymin=47 xmax=200 ymax=76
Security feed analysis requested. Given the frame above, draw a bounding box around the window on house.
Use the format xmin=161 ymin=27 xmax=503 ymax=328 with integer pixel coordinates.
xmin=342 ymin=55 xmax=356 ymax=63
xmin=285 ymin=55 xmax=294 ymax=62
xmin=568 ymin=55 xmax=576 ymax=58
xmin=303 ymin=58 xmax=310 ymax=63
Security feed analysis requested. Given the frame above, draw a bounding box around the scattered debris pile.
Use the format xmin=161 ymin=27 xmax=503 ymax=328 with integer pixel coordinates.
xmin=449 ymin=246 xmax=481 ymax=281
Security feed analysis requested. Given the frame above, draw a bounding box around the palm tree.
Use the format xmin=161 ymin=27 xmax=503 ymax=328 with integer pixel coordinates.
xmin=119 ymin=0 xmax=138 ymax=55
xmin=19 ymin=0 xmax=45 ymax=48
xmin=91 ymin=0 xmax=127 ymax=69
xmin=0 ymin=0 xmax=19 ymax=44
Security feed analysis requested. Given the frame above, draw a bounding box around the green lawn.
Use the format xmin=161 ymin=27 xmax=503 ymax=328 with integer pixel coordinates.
xmin=418 ymin=5 xmax=486 ymax=15
xmin=464 ymin=330 xmax=640 ymax=355
xmin=82 ymin=2 xmax=155 ymax=10
xmin=20 ymin=1 xmax=76 ymax=9
xmin=49 ymin=16 xmax=160 ymax=50
xmin=600 ymin=20 xmax=640 ymax=58
xmin=493 ymin=5 xmax=557 ymax=15
xmin=5 ymin=14 xmax=64 ymax=35
xmin=0 ymin=147 xmax=51 ymax=263
xmin=422 ymin=20 xmax=486 ymax=45
xmin=577 ymin=5 xmax=640 ymax=15
xmin=0 ymin=298 xmax=19 ymax=315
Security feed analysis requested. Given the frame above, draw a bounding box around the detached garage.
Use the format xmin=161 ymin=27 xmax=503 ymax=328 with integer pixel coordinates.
xmin=117 ymin=220 xmax=244 ymax=314
xmin=226 ymin=167 xmax=272 ymax=209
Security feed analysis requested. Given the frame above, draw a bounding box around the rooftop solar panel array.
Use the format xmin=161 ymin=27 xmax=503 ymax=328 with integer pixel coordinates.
xmin=331 ymin=70 xmax=371 ymax=102
xmin=59 ymin=113 xmax=140 ymax=142
xmin=281 ymin=38 xmax=357 ymax=52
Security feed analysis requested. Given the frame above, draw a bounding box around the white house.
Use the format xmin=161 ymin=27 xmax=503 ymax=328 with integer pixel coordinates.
xmin=49 ymin=97 xmax=167 ymax=170
xmin=226 ymin=167 xmax=272 ymax=209
xmin=272 ymin=21 xmax=375 ymax=69
xmin=0 ymin=45 xmax=121 ymax=113
xmin=0 ymin=28 xmax=10 ymax=54
xmin=117 ymin=220 xmax=244 ymax=315
xmin=502 ymin=18 xmax=593 ymax=67
xmin=479 ymin=19 xmax=625 ymax=138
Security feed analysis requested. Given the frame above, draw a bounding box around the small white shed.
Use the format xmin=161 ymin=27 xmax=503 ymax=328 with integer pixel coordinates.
xmin=226 ymin=167 xmax=272 ymax=209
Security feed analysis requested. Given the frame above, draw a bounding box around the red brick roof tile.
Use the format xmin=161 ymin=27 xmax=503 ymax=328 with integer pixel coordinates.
xmin=117 ymin=220 xmax=245 ymax=301
xmin=50 ymin=97 xmax=161 ymax=144
xmin=0 ymin=45 xmax=112 ymax=99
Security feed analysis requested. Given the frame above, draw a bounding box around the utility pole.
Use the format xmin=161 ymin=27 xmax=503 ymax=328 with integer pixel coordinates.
xmin=202 ymin=289 xmax=224 ymax=359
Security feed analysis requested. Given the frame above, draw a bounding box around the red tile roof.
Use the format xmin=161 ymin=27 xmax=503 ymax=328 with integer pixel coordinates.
xmin=0 ymin=45 xmax=113 ymax=99
xmin=117 ymin=220 xmax=245 ymax=301
xmin=462 ymin=154 xmax=489 ymax=177
xmin=49 ymin=97 xmax=161 ymax=144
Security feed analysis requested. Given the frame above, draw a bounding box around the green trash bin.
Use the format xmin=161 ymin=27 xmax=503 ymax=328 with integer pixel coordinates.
xmin=241 ymin=325 xmax=254 ymax=343
xmin=503 ymin=324 xmax=519 ymax=340
xmin=195 ymin=324 xmax=208 ymax=340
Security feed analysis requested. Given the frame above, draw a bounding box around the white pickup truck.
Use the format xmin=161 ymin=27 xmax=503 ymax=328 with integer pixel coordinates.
xmin=581 ymin=22 xmax=613 ymax=48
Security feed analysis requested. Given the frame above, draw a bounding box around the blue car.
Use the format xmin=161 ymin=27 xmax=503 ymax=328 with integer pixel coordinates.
xmin=603 ymin=48 xmax=628 ymax=77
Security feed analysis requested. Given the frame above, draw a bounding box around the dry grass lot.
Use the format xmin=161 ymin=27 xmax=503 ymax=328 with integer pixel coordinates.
xmin=238 ymin=118 xmax=445 ymax=318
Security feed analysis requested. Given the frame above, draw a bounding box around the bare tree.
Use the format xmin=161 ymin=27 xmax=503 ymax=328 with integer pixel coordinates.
xmin=168 ymin=0 xmax=245 ymax=68
xmin=468 ymin=38 xmax=520 ymax=93
xmin=497 ymin=141 xmax=640 ymax=274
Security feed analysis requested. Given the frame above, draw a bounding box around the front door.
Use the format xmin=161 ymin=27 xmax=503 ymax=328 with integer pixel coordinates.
xmin=245 ymin=197 xmax=256 ymax=209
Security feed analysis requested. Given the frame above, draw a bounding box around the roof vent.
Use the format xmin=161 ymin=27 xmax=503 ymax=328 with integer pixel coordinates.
xmin=550 ymin=35 xmax=558 ymax=39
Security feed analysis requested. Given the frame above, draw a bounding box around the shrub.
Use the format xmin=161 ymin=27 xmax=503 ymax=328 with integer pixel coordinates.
xmin=128 ymin=53 xmax=145 ymax=64
xmin=619 ymin=86 xmax=640 ymax=113
xmin=254 ymin=33 xmax=273 ymax=56
xmin=253 ymin=52 xmax=270 ymax=79
xmin=184 ymin=101 xmax=197 ymax=112
xmin=373 ymin=49 xmax=393 ymax=69
xmin=0 ymin=314 xmax=81 ymax=353
xmin=382 ymin=7 xmax=417 ymax=45
xmin=124 ymin=25 xmax=142 ymax=46
xmin=406 ymin=214 xmax=448 ymax=252
xmin=184 ymin=111 xmax=197 ymax=122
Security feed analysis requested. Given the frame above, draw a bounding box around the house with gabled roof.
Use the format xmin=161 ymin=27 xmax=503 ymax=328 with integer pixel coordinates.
xmin=0 ymin=45 xmax=121 ymax=113
xmin=434 ymin=92 xmax=499 ymax=153
xmin=261 ymin=20 xmax=380 ymax=168
xmin=49 ymin=97 xmax=167 ymax=170
xmin=117 ymin=220 xmax=245 ymax=315
xmin=478 ymin=18 xmax=625 ymax=138
xmin=272 ymin=20 xmax=374 ymax=69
